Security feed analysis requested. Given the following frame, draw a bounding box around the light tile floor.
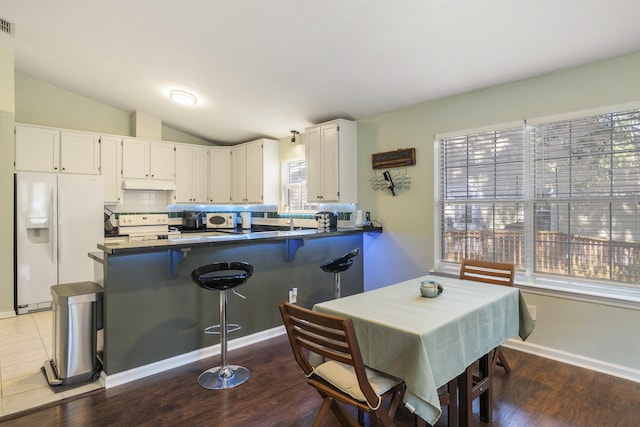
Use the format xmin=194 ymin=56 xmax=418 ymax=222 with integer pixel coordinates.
xmin=0 ymin=310 xmax=102 ymax=417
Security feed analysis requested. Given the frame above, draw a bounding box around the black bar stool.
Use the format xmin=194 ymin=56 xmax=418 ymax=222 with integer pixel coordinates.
xmin=191 ymin=261 xmax=253 ymax=389
xmin=320 ymin=248 xmax=359 ymax=299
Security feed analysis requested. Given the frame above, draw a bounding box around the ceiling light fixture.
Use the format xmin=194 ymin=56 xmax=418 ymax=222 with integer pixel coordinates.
xmin=290 ymin=130 xmax=300 ymax=143
xmin=170 ymin=90 xmax=197 ymax=106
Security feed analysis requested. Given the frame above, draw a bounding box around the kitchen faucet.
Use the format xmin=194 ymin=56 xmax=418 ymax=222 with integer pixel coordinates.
xmin=286 ymin=218 xmax=295 ymax=230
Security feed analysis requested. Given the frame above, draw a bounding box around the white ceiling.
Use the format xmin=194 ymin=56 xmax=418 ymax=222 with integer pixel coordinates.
xmin=2 ymin=1 xmax=640 ymax=144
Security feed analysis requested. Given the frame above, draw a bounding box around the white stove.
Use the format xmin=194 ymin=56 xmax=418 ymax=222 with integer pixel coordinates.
xmin=118 ymin=214 xmax=181 ymax=241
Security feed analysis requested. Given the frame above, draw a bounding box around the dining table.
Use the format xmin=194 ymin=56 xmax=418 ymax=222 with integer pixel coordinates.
xmin=313 ymin=274 xmax=535 ymax=426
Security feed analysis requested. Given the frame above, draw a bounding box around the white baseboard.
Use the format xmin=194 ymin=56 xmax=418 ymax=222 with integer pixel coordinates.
xmin=504 ymin=338 xmax=640 ymax=383
xmin=0 ymin=311 xmax=16 ymax=320
xmin=102 ymin=326 xmax=286 ymax=389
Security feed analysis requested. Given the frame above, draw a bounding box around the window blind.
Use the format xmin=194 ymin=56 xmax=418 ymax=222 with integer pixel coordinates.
xmin=283 ymin=160 xmax=307 ymax=210
xmin=531 ymin=109 xmax=640 ymax=284
xmin=437 ymin=108 xmax=640 ymax=289
xmin=438 ymin=125 xmax=525 ymax=267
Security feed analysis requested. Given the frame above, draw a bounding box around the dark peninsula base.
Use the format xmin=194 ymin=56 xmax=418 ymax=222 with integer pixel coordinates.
xmin=100 ymin=233 xmax=365 ymax=377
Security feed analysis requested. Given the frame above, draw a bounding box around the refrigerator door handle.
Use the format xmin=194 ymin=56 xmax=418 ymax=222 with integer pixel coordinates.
xmin=51 ymin=187 xmax=57 ymax=265
xmin=57 ymin=185 xmax=63 ymax=264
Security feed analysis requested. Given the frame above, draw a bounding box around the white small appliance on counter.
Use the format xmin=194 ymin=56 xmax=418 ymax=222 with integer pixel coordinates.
xmin=241 ymin=212 xmax=251 ymax=229
xmin=206 ymin=213 xmax=236 ymax=229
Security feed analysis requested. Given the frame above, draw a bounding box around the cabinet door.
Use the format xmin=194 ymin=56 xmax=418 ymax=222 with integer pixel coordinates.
xmin=305 ymin=125 xmax=323 ymax=201
xmin=149 ymin=141 xmax=175 ymax=181
xmin=208 ymin=147 xmax=231 ymax=203
xmin=230 ymin=144 xmax=247 ymax=203
xmin=245 ymin=141 xmax=263 ymax=203
xmin=122 ymin=138 xmax=149 ymax=179
xmin=174 ymin=144 xmax=193 ymax=202
xmin=60 ymin=130 xmax=100 ymax=175
xmin=15 ymin=124 xmax=60 ymax=172
xmin=320 ymin=122 xmax=340 ymax=202
xmin=192 ymin=146 xmax=209 ymax=203
xmin=101 ymin=136 xmax=123 ymax=204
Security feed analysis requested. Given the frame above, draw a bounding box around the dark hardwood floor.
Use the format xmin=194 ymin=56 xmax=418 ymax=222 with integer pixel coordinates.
xmin=1 ymin=335 xmax=639 ymax=426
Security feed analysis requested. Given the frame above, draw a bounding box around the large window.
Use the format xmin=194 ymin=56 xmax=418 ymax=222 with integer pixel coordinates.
xmin=437 ymin=107 xmax=640 ymax=291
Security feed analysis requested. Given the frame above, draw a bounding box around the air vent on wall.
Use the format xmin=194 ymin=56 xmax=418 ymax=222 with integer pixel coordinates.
xmin=0 ymin=18 xmax=15 ymax=36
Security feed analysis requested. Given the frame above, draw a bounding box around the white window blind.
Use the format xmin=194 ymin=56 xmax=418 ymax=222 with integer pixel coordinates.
xmin=282 ymin=160 xmax=307 ymax=210
xmin=437 ymin=108 xmax=640 ymax=290
xmin=438 ymin=125 xmax=525 ymax=268
xmin=531 ymin=109 xmax=640 ymax=285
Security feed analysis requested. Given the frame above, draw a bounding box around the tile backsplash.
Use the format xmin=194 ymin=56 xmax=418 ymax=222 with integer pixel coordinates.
xmin=106 ymin=191 xmax=355 ymax=228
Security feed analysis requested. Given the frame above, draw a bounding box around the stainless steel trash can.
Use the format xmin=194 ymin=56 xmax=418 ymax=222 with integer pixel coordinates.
xmin=43 ymin=281 xmax=103 ymax=386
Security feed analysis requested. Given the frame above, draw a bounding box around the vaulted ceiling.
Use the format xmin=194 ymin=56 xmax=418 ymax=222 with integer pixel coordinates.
xmin=2 ymin=0 xmax=640 ymax=144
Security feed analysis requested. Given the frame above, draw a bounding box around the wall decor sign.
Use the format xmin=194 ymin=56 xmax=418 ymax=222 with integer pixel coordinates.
xmin=371 ymin=148 xmax=416 ymax=169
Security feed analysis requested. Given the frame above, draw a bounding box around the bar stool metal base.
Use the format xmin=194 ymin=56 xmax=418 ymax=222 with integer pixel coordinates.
xmin=198 ymin=365 xmax=250 ymax=390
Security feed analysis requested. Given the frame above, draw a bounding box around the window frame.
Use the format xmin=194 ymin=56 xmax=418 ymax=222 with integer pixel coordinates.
xmin=434 ymin=104 xmax=640 ymax=305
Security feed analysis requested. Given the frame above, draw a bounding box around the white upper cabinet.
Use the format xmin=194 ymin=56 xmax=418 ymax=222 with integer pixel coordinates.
xmin=100 ymin=135 xmax=123 ymax=204
xmin=15 ymin=124 xmax=101 ymax=175
xmin=230 ymin=139 xmax=279 ymax=204
xmin=122 ymin=138 xmax=175 ymax=187
xmin=208 ymin=146 xmax=231 ymax=204
xmin=60 ymin=130 xmax=100 ymax=175
xmin=305 ymin=119 xmax=357 ymax=203
xmin=174 ymin=143 xmax=209 ymax=203
xmin=15 ymin=124 xmax=60 ymax=172
xmin=149 ymin=141 xmax=175 ymax=181
xmin=231 ymin=144 xmax=248 ymax=203
xmin=122 ymin=138 xmax=149 ymax=179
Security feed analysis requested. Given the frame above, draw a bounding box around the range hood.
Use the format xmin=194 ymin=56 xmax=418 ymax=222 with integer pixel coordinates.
xmin=122 ymin=179 xmax=176 ymax=191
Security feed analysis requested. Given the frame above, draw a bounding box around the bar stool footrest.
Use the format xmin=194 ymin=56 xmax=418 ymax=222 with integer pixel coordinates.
xmin=204 ymin=323 xmax=242 ymax=335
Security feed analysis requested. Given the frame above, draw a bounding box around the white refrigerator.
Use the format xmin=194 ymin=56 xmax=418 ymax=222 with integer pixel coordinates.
xmin=15 ymin=172 xmax=104 ymax=314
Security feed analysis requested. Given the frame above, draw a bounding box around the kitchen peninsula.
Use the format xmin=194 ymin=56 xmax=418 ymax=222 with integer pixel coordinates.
xmin=94 ymin=227 xmax=380 ymax=382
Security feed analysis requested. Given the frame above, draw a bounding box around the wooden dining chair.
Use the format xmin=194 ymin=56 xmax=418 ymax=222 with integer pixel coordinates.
xmin=279 ymin=301 xmax=406 ymax=427
xmin=459 ymin=258 xmax=515 ymax=374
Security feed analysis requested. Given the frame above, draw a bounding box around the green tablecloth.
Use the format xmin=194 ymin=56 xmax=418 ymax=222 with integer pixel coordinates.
xmin=313 ymin=274 xmax=535 ymax=425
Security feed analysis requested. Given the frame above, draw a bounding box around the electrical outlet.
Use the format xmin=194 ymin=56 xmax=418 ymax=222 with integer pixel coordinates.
xmin=527 ymin=305 xmax=536 ymax=321
xmin=288 ymin=288 xmax=298 ymax=304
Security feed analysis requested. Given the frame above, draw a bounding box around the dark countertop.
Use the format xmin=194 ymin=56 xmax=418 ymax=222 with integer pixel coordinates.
xmin=99 ymin=226 xmax=382 ymax=255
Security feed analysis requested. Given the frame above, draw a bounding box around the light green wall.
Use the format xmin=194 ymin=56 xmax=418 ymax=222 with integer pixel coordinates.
xmin=357 ymin=51 xmax=640 ymax=372
xmin=16 ymin=73 xmax=131 ymax=135
xmin=15 ymin=72 xmax=213 ymax=145
xmin=0 ymin=45 xmax=15 ymax=316
xmin=161 ymin=125 xmax=213 ymax=145
xmin=0 ymin=46 xmax=14 ymax=113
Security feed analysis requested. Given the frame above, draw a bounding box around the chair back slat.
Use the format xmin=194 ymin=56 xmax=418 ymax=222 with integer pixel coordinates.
xmin=459 ymin=259 xmax=515 ymax=286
